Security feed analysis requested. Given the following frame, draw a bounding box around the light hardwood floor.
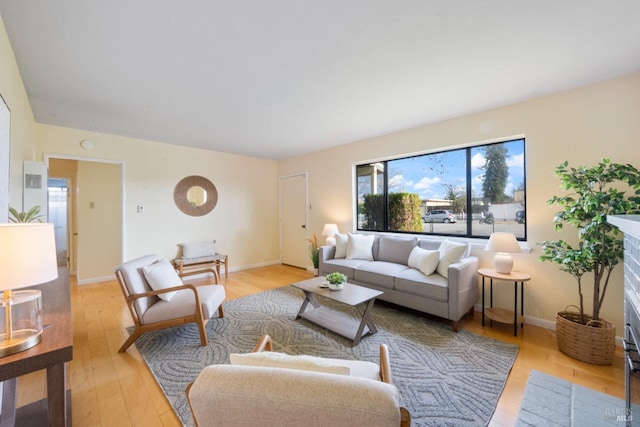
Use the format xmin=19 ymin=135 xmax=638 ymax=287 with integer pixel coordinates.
xmin=16 ymin=264 xmax=624 ymax=426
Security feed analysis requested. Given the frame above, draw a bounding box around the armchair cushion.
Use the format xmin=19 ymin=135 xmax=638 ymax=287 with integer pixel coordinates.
xmin=230 ymin=351 xmax=351 ymax=376
xmin=142 ymin=258 xmax=182 ymax=301
xmin=188 ymin=365 xmax=402 ymax=427
xmin=180 ymin=240 xmax=216 ymax=259
xmin=141 ymin=284 xmax=226 ymax=324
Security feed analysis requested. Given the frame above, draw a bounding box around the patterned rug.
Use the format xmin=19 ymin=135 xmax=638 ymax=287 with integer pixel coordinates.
xmin=133 ymin=285 xmax=519 ymax=427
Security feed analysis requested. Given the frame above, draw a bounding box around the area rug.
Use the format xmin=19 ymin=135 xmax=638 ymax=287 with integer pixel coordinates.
xmin=133 ymin=285 xmax=519 ymax=427
xmin=516 ymin=370 xmax=632 ymax=426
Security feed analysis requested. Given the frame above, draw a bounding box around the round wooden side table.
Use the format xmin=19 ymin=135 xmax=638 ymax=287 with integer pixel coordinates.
xmin=478 ymin=268 xmax=532 ymax=336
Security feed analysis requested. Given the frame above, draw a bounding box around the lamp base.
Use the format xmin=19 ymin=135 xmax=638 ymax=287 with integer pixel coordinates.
xmin=0 ymin=289 xmax=43 ymax=357
xmin=0 ymin=329 xmax=42 ymax=357
xmin=326 ymin=236 xmax=336 ymax=246
xmin=493 ymin=253 xmax=514 ymax=274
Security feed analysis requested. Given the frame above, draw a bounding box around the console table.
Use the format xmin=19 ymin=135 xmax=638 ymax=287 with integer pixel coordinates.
xmin=0 ymin=268 xmax=73 ymax=427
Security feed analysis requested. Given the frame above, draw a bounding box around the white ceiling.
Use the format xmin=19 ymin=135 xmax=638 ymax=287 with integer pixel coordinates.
xmin=1 ymin=1 xmax=640 ymax=160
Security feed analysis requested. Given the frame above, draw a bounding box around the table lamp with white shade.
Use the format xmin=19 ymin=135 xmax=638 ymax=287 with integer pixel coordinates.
xmin=485 ymin=232 xmax=521 ymax=274
xmin=0 ymin=223 xmax=58 ymax=357
xmin=321 ymin=223 xmax=339 ymax=246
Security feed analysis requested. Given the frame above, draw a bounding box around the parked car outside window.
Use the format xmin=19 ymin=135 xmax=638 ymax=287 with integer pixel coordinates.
xmin=516 ymin=210 xmax=526 ymax=224
xmin=422 ymin=210 xmax=457 ymax=223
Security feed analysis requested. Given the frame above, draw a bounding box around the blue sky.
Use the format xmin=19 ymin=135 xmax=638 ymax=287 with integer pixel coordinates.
xmin=386 ymin=139 xmax=525 ymax=201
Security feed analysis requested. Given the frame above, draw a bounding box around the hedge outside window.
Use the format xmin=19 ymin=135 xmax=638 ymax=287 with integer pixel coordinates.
xmin=355 ymin=138 xmax=526 ymax=240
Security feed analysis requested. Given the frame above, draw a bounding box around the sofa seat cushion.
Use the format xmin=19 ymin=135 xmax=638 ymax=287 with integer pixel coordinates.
xmin=322 ymin=258 xmax=369 ymax=279
xmin=354 ymin=261 xmax=410 ymax=290
xmin=394 ymin=269 xmax=448 ymax=302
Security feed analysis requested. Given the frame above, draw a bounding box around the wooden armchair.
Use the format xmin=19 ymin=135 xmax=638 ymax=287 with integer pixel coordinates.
xmin=115 ymin=254 xmax=225 ymax=353
xmin=186 ymin=334 xmax=411 ymax=427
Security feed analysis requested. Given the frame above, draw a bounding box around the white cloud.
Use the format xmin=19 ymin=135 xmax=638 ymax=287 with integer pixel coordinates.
xmin=388 ymin=174 xmax=414 ymax=192
xmin=471 ymin=152 xmax=486 ymax=170
xmin=414 ymin=176 xmax=441 ymax=190
xmin=507 ymin=153 xmax=524 ymax=168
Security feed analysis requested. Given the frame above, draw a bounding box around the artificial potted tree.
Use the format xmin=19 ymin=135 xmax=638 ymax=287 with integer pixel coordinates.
xmin=539 ymin=159 xmax=640 ymax=365
xmin=306 ymin=234 xmax=319 ymax=276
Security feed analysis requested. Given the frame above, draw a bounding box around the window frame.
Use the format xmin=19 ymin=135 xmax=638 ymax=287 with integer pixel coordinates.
xmin=354 ymin=137 xmax=527 ymax=241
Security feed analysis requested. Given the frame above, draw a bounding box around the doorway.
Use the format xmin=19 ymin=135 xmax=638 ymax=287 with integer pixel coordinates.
xmin=46 ymin=154 xmax=124 ymax=283
xmin=279 ymin=173 xmax=308 ymax=269
xmin=48 ymin=178 xmax=70 ymax=267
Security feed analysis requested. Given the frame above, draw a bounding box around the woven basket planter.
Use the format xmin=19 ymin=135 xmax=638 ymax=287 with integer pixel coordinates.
xmin=556 ymin=307 xmax=615 ymax=365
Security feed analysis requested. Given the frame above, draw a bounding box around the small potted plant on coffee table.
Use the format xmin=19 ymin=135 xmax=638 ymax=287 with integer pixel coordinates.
xmin=325 ymin=272 xmax=347 ymax=290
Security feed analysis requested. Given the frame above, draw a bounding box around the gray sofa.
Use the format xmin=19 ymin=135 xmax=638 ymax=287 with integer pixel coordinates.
xmin=319 ymin=234 xmax=479 ymax=331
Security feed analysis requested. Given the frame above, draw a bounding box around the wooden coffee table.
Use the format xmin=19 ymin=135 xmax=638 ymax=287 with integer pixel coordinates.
xmin=292 ymin=276 xmax=383 ymax=345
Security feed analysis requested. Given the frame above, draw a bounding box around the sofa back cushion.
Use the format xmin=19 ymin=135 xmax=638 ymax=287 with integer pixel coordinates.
xmin=334 ymin=233 xmax=348 ymax=259
xmin=407 ymin=247 xmax=440 ymax=276
xmin=436 ymin=239 xmax=469 ymax=278
xmin=346 ymin=233 xmax=375 ymax=261
xmin=417 ymin=238 xmax=440 ymax=251
xmin=377 ymin=235 xmax=417 ymax=265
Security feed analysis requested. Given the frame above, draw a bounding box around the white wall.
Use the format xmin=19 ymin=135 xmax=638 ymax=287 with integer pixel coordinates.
xmin=35 ymin=123 xmax=281 ymax=276
xmin=278 ymin=73 xmax=640 ymax=331
xmin=0 ymin=15 xmax=37 ymax=213
xmin=76 ymin=161 xmax=122 ymax=281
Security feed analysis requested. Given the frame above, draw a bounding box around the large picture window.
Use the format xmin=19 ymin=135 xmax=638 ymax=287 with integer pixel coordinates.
xmin=356 ymin=138 xmax=526 ymax=240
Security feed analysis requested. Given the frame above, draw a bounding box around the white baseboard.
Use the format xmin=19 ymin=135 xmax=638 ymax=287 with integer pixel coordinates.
xmin=77 ymin=275 xmax=115 ymax=285
xmin=473 ymin=303 xmax=624 ymax=347
xmin=229 ymin=260 xmax=281 ymax=272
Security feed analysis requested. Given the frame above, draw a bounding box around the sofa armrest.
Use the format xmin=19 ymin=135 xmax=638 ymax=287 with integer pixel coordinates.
xmin=319 ymin=245 xmax=335 ymax=262
xmin=318 ymin=246 xmax=336 ymax=276
xmin=446 ymin=256 xmax=479 ymax=323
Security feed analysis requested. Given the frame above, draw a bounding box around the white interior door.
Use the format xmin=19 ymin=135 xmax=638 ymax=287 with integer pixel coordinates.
xmin=280 ymin=174 xmax=308 ymax=269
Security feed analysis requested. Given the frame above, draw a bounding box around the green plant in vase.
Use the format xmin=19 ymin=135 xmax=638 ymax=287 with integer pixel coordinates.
xmin=325 ymin=272 xmax=347 ymax=290
xmin=305 ymin=234 xmax=319 ymax=274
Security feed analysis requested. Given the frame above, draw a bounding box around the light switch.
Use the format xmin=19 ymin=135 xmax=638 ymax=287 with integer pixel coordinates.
xmin=89 ymin=201 xmax=95 ymax=209
xmin=137 ymin=205 xmax=145 ymax=213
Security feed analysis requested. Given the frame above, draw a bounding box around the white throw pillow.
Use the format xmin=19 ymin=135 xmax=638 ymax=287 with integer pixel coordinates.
xmin=142 ymin=258 xmax=182 ymax=301
xmin=407 ymin=247 xmax=440 ymax=276
xmin=230 ymin=351 xmax=350 ymax=375
xmin=181 ymin=240 xmax=216 ymax=259
xmin=346 ymin=233 xmax=374 ymax=261
xmin=334 ymin=233 xmax=348 ymax=259
xmin=436 ymin=240 xmax=468 ymax=278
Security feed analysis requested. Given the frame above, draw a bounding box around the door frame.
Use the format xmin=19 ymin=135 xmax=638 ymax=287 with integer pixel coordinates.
xmin=43 ymin=153 xmax=126 ymax=270
xmin=278 ymin=172 xmax=309 ymax=269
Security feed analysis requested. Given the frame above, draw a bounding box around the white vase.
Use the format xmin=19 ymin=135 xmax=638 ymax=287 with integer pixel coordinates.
xmin=328 ymin=282 xmax=344 ymax=291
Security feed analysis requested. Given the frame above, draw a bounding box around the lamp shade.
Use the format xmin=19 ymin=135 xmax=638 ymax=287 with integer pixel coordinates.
xmin=485 ymin=232 xmax=521 ymax=274
xmin=321 ymin=224 xmax=339 ymax=237
xmin=485 ymin=232 xmax=521 ymax=254
xmin=0 ymin=223 xmax=58 ymax=290
xmin=321 ymin=223 xmax=339 ymax=246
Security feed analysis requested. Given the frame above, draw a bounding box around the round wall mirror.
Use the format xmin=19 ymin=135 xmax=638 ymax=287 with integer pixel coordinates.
xmin=174 ymin=176 xmax=218 ymax=216
xmin=187 ymin=185 xmax=207 ymax=207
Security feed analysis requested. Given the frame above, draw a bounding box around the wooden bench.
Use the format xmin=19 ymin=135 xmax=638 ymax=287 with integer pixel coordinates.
xmin=173 ymin=254 xmax=228 ymax=282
